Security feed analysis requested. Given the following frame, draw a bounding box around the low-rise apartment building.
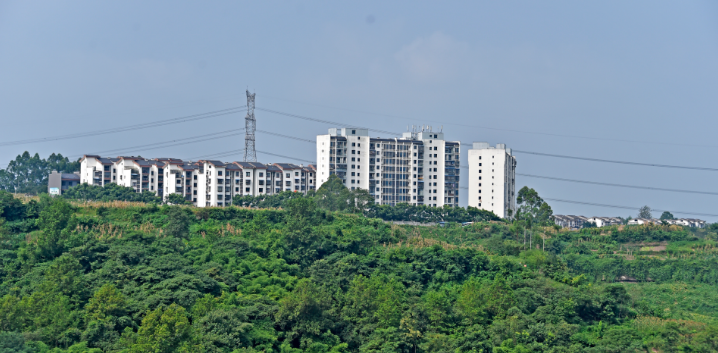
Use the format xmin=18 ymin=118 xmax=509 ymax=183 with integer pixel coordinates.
xmin=79 ymin=155 xmax=316 ymax=207
xmin=48 ymin=171 xmax=81 ymax=195
xmin=553 ymin=215 xmax=588 ymax=229
xmin=316 ymin=127 xmax=460 ymax=207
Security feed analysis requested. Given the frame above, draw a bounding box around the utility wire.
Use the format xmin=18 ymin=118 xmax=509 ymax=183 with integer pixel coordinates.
xmin=512 ymin=150 xmax=718 ymax=171
xmin=261 ymin=96 xmax=718 ymax=149
xmin=256 ymin=130 xmax=316 ymax=143
xmin=517 ymin=173 xmax=718 ymax=196
xmin=0 ymin=106 xmax=246 ymax=147
xmin=543 ymin=198 xmax=718 ymax=218
xmin=186 ymin=149 xmax=245 ymax=161
xmin=256 ymin=107 xmax=401 ymax=136
xmin=255 ymin=108 xmax=716 ymax=171
xmin=72 ymin=129 xmax=245 ymax=159
xmin=458 ymin=164 xmax=717 ymax=195
xmin=256 ymin=150 xmax=315 ymax=164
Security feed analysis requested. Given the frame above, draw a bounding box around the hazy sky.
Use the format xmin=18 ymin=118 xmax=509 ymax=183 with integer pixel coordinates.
xmin=1 ymin=1 xmax=717 ymax=220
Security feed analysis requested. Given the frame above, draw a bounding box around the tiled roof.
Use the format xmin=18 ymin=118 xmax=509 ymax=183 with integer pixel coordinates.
xmin=234 ymin=162 xmax=267 ymax=169
xmin=203 ymin=160 xmax=226 ymax=167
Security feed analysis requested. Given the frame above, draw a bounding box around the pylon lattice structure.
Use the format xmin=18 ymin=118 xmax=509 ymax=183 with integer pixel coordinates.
xmin=243 ymin=90 xmax=257 ymax=162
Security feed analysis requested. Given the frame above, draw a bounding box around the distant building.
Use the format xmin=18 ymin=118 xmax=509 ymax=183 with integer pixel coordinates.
xmin=467 ymin=142 xmax=516 ymax=218
xmin=587 ymin=217 xmax=623 ymax=227
xmin=316 ymin=127 xmax=461 ymax=207
xmin=77 ymin=155 xmax=316 ymax=207
xmin=628 ymin=218 xmax=660 ymax=226
xmin=553 ymin=215 xmax=588 ymax=229
xmin=664 ymin=218 xmax=706 ymax=228
xmin=48 ymin=171 xmax=81 ymax=195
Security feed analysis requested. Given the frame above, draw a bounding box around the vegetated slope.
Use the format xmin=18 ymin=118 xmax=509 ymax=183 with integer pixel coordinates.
xmin=1 ymin=192 xmax=717 ymax=352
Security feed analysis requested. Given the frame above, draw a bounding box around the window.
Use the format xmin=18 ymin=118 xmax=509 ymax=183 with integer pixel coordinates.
xmin=352 ymin=142 xmax=355 ymax=146
xmin=218 ymin=171 xmax=223 ymax=176
xmin=286 ymin=173 xmax=290 ymax=178
xmin=352 ymin=129 xmax=356 ymax=134
xmin=295 ymin=172 xmax=299 ymax=176
xmin=245 ymin=187 xmax=250 ymax=192
xmin=259 ymin=180 xmax=264 ymax=185
xmin=259 ymin=172 xmax=264 ymax=177
xmin=259 ymin=188 xmax=263 ymax=192
xmin=246 ymin=172 xmax=250 ymax=177
xmin=235 ymin=187 xmax=239 ymax=192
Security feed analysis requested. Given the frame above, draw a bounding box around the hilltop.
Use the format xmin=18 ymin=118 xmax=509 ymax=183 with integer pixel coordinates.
xmin=1 ymin=191 xmax=718 ymax=352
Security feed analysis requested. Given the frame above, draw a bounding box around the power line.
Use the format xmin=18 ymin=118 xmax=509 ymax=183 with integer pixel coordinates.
xmin=543 ymin=198 xmax=718 ymax=218
xmin=517 ymin=173 xmax=718 ymax=196
xmin=71 ymin=129 xmax=245 ymax=159
xmin=255 ymin=107 xmax=716 ymax=171
xmin=256 ymin=130 xmax=316 ymax=143
xmin=256 ymin=107 xmax=400 ymax=136
xmin=512 ymin=150 xmax=718 ymax=171
xmin=256 ymin=149 xmax=315 ymax=164
xmin=0 ymin=106 xmax=246 ymax=147
xmin=261 ymin=95 xmax=718 ymax=149
xmin=186 ymin=149 xmax=245 ymax=161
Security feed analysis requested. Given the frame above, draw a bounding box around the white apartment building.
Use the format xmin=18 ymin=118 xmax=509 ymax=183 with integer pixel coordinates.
xmin=467 ymin=142 xmax=516 ymax=218
xmin=316 ymin=127 xmax=460 ymax=207
xmin=79 ymin=155 xmax=316 ymax=207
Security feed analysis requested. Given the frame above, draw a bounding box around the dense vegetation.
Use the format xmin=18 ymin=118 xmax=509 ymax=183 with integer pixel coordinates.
xmin=2 ymin=187 xmax=718 ymax=352
xmin=62 ymin=184 xmax=162 ymax=204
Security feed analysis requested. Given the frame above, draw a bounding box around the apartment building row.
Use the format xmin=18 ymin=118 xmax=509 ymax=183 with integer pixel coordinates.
xmin=315 ymin=128 xmax=517 ymax=218
xmin=628 ymin=218 xmax=706 ymax=228
xmin=76 ymin=155 xmax=316 ymax=207
xmin=554 ymin=215 xmax=706 ymax=229
xmin=553 ymin=215 xmax=623 ymax=229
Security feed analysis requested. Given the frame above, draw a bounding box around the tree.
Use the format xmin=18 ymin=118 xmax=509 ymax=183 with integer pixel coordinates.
xmin=164 ymin=207 xmax=192 ymax=239
xmin=638 ymin=205 xmax=652 ymax=219
xmin=62 ymin=183 xmax=161 ymax=203
xmin=35 ymin=196 xmax=74 ymax=260
xmin=0 ymin=152 xmax=80 ymax=194
xmin=129 ymin=304 xmax=196 ymax=353
xmin=166 ymin=193 xmax=189 ymax=205
xmin=315 ymin=174 xmax=353 ymax=212
xmin=516 ymin=186 xmax=553 ymax=226
xmin=85 ymin=284 xmax=128 ymax=321
xmin=659 ymin=211 xmax=674 ymax=220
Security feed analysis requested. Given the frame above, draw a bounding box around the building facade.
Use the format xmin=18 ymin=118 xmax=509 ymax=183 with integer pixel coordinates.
xmin=316 ymin=127 xmax=460 ymax=207
xmin=467 ymin=142 xmax=516 ymax=218
xmin=79 ymin=155 xmax=316 ymax=207
xmin=48 ymin=171 xmax=81 ymax=195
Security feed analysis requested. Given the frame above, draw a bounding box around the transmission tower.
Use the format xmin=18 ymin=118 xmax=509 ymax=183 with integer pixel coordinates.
xmin=243 ymin=90 xmax=257 ymax=162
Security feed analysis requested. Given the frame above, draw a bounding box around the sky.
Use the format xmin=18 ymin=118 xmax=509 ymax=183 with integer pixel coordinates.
xmin=1 ymin=1 xmax=717 ymax=220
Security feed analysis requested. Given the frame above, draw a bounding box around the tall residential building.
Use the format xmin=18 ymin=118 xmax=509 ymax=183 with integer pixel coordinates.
xmin=467 ymin=142 xmax=516 ymax=218
xmin=79 ymin=155 xmax=316 ymax=207
xmin=316 ymin=127 xmax=460 ymax=207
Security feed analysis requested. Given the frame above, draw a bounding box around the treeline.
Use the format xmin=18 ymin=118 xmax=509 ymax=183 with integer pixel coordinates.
xmin=57 ymin=174 xmax=502 ymax=224
xmin=62 ymin=183 xmax=162 ymax=204
xmin=0 ymin=152 xmax=80 ymax=195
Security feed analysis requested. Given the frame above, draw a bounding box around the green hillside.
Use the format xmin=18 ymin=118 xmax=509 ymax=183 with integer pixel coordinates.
xmin=1 ymin=189 xmax=717 ymax=352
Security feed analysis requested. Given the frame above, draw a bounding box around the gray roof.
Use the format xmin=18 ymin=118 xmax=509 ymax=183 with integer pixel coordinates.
xmin=61 ymin=173 xmax=81 ymax=181
xmin=274 ymin=163 xmax=301 ymax=170
xmin=234 ymin=162 xmax=267 ymax=169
